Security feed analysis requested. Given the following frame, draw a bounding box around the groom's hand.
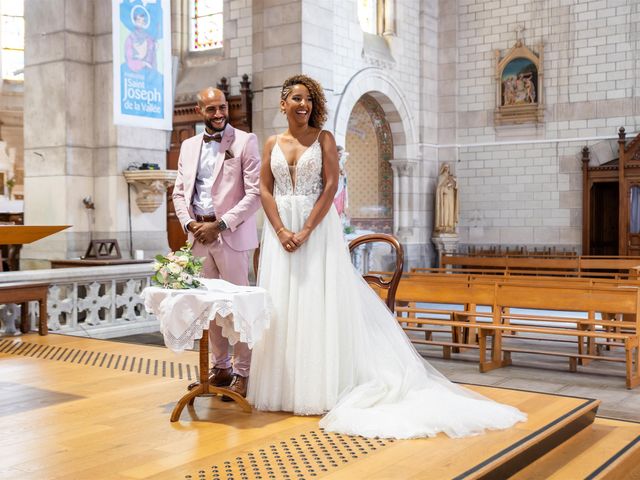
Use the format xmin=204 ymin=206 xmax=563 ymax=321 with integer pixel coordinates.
xmin=192 ymin=222 xmax=220 ymax=244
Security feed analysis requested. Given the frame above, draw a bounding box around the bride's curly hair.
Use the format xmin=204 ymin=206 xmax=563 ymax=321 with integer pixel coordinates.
xmin=280 ymin=75 xmax=327 ymax=129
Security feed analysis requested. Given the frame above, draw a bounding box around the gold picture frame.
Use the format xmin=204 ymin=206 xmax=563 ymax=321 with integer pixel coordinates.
xmin=494 ymin=40 xmax=544 ymax=125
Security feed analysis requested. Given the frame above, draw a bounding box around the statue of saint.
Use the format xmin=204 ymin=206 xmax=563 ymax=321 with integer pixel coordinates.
xmin=435 ymin=163 xmax=459 ymax=233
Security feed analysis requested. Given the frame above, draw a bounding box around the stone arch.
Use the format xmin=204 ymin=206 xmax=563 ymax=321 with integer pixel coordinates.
xmin=333 ymin=68 xmax=418 ymax=161
xmin=343 ymin=94 xmax=394 ymax=234
xmin=333 ymin=68 xmax=418 ymax=239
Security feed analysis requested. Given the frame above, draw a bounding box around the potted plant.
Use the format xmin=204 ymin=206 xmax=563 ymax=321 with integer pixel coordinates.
xmin=5 ymin=176 xmax=15 ymax=199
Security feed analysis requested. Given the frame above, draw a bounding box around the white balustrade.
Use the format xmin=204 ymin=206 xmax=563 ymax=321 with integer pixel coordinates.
xmin=0 ymin=264 xmax=157 ymax=339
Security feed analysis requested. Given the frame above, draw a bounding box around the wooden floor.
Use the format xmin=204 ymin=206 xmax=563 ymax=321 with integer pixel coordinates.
xmin=512 ymin=417 xmax=640 ymax=479
xmin=0 ymin=334 xmax=639 ymax=480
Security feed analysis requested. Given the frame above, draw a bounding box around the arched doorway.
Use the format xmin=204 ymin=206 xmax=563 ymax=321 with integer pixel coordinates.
xmin=333 ymin=68 xmax=419 ymax=243
xmin=344 ymin=94 xmax=394 ymax=234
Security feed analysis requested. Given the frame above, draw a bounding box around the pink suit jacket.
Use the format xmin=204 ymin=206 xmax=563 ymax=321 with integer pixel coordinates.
xmin=172 ymin=125 xmax=261 ymax=252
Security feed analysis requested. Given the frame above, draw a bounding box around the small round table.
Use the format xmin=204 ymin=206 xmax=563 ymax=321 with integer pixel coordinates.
xmin=142 ymin=278 xmax=271 ymax=422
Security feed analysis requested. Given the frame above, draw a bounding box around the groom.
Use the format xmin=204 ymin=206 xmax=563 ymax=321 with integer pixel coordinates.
xmin=172 ymin=86 xmax=261 ymax=399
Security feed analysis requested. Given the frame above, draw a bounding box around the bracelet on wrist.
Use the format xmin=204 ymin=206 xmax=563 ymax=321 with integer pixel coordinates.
xmin=276 ymin=227 xmax=285 ymax=235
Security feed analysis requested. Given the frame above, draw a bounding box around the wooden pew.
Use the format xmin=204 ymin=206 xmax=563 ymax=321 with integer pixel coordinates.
xmin=480 ymin=282 xmax=640 ymax=388
xmin=409 ymin=267 xmax=636 ymax=279
xmin=467 ymin=245 xmax=578 ymax=257
xmin=440 ymin=254 xmax=640 ymax=276
xmin=393 ymin=275 xmax=640 ymax=388
xmin=401 ymin=269 xmax=639 ymax=353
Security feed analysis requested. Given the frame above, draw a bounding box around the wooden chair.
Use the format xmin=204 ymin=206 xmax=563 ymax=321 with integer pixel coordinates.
xmin=253 ymin=234 xmax=404 ymax=313
xmin=348 ymin=233 xmax=404 ymax=312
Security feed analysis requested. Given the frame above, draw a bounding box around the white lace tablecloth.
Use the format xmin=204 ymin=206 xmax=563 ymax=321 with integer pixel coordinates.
xmin=142 ymin=278 xmax=272 ymax=353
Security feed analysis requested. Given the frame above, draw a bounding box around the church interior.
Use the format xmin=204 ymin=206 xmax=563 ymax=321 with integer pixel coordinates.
xmin=2 ymin=0 xmax=640 ymax=478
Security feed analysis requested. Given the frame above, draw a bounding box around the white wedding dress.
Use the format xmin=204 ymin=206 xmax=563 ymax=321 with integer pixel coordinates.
xmin=247 ymin=135 xmax=526 ymax=439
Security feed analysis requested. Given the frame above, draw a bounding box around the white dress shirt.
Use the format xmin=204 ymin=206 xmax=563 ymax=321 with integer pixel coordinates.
xmin=191 ymin=137 xmax=220 ymax=216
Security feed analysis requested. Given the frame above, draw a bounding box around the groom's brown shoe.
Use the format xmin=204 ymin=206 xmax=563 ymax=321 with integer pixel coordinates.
xmin=210 ymin=366 xmax=233 ymax=387
xmin=187 ymin=366 xmax=232 ymax=391
xmin=221 ymin=374 xmax=248 ymax=402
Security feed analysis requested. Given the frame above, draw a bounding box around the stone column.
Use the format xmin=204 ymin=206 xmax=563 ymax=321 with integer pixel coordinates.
xmin=22 ymin=0 xmax=169 ymax=268
xmin=431 ymin=232 xmax=459 ymax=267
xmin=252 ymin=1 xmax=303 ymax=142
xmin=389 ymin=159 xmax=418 ymax=241
xmin=252 ymin=0 xmax=334 ymax=144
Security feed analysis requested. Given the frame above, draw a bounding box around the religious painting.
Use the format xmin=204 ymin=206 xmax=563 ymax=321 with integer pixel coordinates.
xmin=501 ymin=58 xmax=537 ymax=106
xmin=112 ymin=0 xmax=173 ymax=130
xmin=494 ymin=39 xmax=544 ymax=125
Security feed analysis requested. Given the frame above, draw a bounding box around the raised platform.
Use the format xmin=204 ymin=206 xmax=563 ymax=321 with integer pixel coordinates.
xmin=512 ymin=416 xmax=640 ymax=479
xmin=0 ymin=334 xmax=637 ymax=479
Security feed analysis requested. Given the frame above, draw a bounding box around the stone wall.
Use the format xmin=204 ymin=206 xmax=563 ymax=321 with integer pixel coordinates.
xmin=328 ymin=0 xmax=435 ymax=265
xmin=21 ymin=0 xmax=169 ymax=267
xmin=173 ymin=0 xmax=253 ymax=102
xmin=17 ymin=0 xmax=638 ymax=268
xmin=452 ymin=0 xmax=640 ymax=250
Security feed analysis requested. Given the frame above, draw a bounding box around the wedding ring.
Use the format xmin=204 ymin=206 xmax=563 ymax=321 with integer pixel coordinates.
xmin=286 ymin=244 xmax=291 ymax=250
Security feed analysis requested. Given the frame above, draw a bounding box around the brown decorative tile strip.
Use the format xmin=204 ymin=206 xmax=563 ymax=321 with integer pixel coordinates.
xmin=0 ymin=340 xmax=197 ymax=381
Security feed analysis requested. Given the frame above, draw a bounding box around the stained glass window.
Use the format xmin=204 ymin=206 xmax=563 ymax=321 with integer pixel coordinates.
xmin=357 ymin=0 xmax=377 ymax=35
xmin=1 ymin=0 xmax=24 ymax=80
xmin=189 ymin=0 xmax=223 ymax=52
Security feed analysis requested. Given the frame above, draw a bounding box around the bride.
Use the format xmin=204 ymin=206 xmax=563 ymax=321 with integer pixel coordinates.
xmin=247 ymin=75 xmax=526 ymax=439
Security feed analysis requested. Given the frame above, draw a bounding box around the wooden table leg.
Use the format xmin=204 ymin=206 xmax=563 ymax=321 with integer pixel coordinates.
xmin=39 ymin=295 xmax=48 ymax=335
xmin=19 ymin=301 xmax=29 ymax=334
xmin=170 ymin=327 xmax=251 ymax=422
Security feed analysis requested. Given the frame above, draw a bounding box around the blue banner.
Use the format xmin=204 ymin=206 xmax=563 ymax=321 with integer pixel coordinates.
xmin=112 ymin=0 xmax=172 ymax=130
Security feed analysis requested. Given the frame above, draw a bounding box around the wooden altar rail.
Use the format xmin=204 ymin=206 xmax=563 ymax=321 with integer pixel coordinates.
xmin=439 ymin=254 xmax=640 ymax=274
xmin=391 ymin=275 xmax=640 ymax=388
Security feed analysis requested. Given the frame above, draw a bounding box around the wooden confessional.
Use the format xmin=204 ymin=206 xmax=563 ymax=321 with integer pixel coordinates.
xmin=166 ymin=75 xmax=253 ymax=252
xmin=582 ymin=127 xmax=640 ymax=256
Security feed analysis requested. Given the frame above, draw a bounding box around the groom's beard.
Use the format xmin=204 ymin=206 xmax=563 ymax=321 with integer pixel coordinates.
xmin=205 ymin=116 xmax=228 ymax=132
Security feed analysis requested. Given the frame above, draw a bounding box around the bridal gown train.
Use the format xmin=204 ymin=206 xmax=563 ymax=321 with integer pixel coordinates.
xmin=247 ymin=135 xmax=527 ymax=439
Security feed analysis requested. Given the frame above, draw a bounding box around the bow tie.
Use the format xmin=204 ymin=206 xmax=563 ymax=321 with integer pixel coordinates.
xmin=203 ymin=132 xmax=223 ymax=143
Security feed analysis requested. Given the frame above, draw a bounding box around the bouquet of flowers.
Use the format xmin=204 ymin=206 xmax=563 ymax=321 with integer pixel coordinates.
xmin=152 ymin=242 xmax=204 ymax=289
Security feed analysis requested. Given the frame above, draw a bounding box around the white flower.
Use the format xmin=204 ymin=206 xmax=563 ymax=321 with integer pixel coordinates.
xmin=168 ymin=262 xmax=182 ymax=275
xmin=154 ymin=243 xmax=203 ymax=289
xmin=159 ymin=267 xmax=169 ymax=283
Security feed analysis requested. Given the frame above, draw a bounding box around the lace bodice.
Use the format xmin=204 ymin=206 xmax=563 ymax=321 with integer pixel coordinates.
xmin=271 ymin=137 xmax=324 ymax=199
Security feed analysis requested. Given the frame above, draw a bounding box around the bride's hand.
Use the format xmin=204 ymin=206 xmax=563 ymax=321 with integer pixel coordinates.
xmin=277 ymin=228 xmax=298 ymax=253
xmin=292 ymin=227 xmax=311 ymax=247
